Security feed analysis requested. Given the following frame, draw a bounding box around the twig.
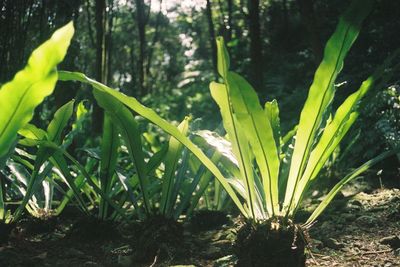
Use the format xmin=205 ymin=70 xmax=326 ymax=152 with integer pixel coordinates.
xmin=361 ymin=249 xmax=392 ymax=256
xmin=307 ymin=249 xmax=320 ymax=266
xmin=310 ymin=252 xmax=332 ymax=258
xmin=308 ymin=254 xmax=320 ymax=265
xmin=149 ymin=250 xmax=159 ymax=267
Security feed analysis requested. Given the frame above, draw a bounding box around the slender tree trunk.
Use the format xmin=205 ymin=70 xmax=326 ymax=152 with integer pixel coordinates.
xmin=96 ymin=0 xmax=107 ymax=84
xmin=54 ymin=0 xmax=82 ymax=109
xmin=106 ymin=20 xmax=113 ymax=85
xmin=248 ymin=0 xmax=263 ymax=92
xmin=105 ymin=0 xmax=114 ymax=84
xmin=134 ymin=0 xmax=147 ymax=96
xmin=206 ymin=0 xmax=218 ymax=79
xmin=296 ymin=0 xmax=323 ymax=64
xmin=93 ymin=0 xmax=107 ymax=133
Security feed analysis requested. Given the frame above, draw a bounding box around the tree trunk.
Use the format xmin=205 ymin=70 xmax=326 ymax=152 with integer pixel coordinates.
xmin=134 ymin=0 xmax=147 ymax=96
xmin=96 ymin=0 xmax=107 ymax=84
xmin=248 ymin=0 xmax=263 ymax=92
xmin=296 ymin=0 xmax=323 ymax=64
xmin=54 ymin=0 xmax=82 ymax=109
xmin=93 ymin=0 xmax=108 ymax=133
xmin=206 ymin=0 xmax=218 ymax=80
xmin=105 ymin=0 xmax=114 ymax=85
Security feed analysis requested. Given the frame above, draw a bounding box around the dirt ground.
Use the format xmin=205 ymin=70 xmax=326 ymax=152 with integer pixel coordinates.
xmin=0 ymin=181 xmax=399 ymax=267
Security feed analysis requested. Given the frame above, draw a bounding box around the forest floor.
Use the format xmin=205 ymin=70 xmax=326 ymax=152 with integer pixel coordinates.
xmin=0 ymin=179 xmax=399 ymax=267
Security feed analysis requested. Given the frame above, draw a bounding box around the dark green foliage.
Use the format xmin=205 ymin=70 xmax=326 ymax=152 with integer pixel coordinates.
xmin=344 ymin=85 xmax=400 ymax=165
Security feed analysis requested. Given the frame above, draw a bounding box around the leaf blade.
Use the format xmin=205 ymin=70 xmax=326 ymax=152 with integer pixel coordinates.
xmin=0 ymin=22 xmax=74 ymax=157
xmin=283 ymin=0 xmax=373 ymax=213
xmin=59 ymin=71 xmax=248 ymax=217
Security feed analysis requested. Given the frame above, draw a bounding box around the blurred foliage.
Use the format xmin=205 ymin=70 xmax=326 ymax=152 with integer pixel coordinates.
xmin=0 ymin=1 xmax=398 ymax=122
xmin=342 ymin=85 xmax=400 ymax=168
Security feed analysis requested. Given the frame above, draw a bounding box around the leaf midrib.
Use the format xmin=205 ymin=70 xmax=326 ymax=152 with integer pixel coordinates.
xmin=234 ymin=79 xmax=276 ymax=216
xmin=0 ymin=84 xmax=33 ymax=140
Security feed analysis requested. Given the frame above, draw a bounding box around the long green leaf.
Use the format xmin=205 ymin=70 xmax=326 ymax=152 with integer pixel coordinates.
xmin=49 ymin=152 xmax=89 ymax=215
xmin=47 ymin=100 xmax=75 ymax=143
xmin=58 ymin=71 xmax=248 ymax=217
xmin=55 ymin=174 xmax=86 ymax=215
xmin=214 ymin=38 xmax=257 ymax=218
xmin=227 ymin=72 xmax=280 ymax=216
xmin=99 ymin=113 xmax=119 ymax=219
xmin=160 ymin=117 xmax=190 ymax=217
xmin=283 ymin=0 xmax=373 ymax=214
xmin=210 ymin=81 xmax=256 ymax=218
xmin=18 ymin=124 xmax=47 ymax=142
xmin=0 ymin=22 xmax=74 ymax=158
xmin=14 ymin=100 xmax=76 ymax=220
xmin=177 ymin=150 xmax=221 ymax=218
xmin=26 ymin=139 xmax=127 ymax=218
xmin=147 ymin=144 xmax=168 ymax=175
xmin=93 ymin=89 xmax=151 ymax=214
xmin=291 ymin=47 xmax=400 ymax=215
xmin=19 ymin=124 xmax=88 ymax=214
xmin=265 ymin=100 xmax=281 ymax=152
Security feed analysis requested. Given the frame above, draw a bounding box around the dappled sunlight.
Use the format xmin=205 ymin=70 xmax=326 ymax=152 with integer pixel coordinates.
xmin=0 ymin=0 xmax=399 ymax=266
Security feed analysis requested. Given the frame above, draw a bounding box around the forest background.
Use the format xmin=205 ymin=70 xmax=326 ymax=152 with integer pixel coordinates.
xmin=0 ymin=0 xmax=399 ymax=174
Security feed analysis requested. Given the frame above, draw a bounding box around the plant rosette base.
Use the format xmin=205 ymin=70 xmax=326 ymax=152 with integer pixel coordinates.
xmin=235 ymin=217 xmax=308 ymax=267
